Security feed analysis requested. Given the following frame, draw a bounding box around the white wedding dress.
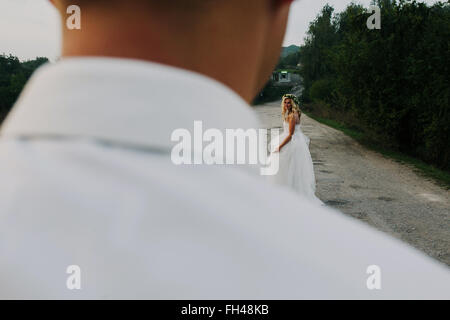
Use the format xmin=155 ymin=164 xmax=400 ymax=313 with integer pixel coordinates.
xmin=268 ymin=119 xmax=323 ymax=205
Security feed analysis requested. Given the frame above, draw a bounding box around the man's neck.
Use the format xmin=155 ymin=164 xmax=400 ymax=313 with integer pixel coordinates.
xmin=60 ymin=8 xmax=266 ymax=103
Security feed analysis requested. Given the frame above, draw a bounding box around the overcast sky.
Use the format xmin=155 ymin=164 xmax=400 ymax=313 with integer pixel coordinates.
xmin=0 ymin=0 xmax=441 ymax=61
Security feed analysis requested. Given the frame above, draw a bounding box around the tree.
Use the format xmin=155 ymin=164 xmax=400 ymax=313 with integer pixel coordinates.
xmin=0 ymin=55 xmax=48 ymax=123
xmin=298 ymin=1 xmax=450 ymax=170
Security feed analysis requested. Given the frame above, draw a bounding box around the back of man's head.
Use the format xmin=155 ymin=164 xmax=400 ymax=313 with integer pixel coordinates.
xmin=51 ymin=0 xmax=294 ymax=102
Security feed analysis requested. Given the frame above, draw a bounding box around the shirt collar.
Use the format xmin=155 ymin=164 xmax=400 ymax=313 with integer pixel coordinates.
xmin=0 ymin=57 xmax=261 ymax=152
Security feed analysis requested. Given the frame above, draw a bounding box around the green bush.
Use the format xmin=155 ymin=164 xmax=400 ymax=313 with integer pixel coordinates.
xmin=0 ymin=55 xmax=48 ymax=123
xmin=309 ymin=78 xmax=335 ymax=102
xmin=299 ymin=1 xmax=450 ymax=170
xmin=253 ymin=82 xmax=294 ymax=105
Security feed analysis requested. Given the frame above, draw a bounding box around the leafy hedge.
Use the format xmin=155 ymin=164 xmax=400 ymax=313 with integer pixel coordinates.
xmin=0 ymin=55 xmax=48 ymax=124
xmin=299 ymin=0 xmax=450 ymax=170
xmin=253 ymin=81 xmax=294 ymax=105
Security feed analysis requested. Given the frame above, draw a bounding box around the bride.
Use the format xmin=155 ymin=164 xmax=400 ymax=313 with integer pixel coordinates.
xmin=268 ymin=94 xmax=323 ymax=205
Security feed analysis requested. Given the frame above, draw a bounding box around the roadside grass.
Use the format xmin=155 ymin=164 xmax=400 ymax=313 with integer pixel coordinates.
xmin=304 ymin=112 xmax=450 ymax=190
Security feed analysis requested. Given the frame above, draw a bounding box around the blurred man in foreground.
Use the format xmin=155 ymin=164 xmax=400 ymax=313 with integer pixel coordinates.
xmin=0 ymin=0 xmax=448 ymax=299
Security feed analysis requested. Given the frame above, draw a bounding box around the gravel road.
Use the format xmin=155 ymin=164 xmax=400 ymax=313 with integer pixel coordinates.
xmin=254 ymin=101 xmax=450 ymax=266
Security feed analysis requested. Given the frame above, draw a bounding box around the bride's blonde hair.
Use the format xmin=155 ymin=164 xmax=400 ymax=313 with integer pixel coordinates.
xmin=281 ymin=94 xmax=301 ymax=121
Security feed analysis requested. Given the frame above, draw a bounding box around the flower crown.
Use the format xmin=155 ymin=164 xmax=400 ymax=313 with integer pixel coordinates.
xmin=282 ymin=94 xmax=300 ymax=107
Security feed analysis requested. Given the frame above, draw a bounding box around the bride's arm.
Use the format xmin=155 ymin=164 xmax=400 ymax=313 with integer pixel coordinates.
xmin=277 ymin=115 xmax=296 ymax=152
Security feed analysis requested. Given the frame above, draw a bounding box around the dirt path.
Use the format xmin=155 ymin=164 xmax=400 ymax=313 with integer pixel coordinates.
xmin=254 ymin=101 xmax=450 ymax=266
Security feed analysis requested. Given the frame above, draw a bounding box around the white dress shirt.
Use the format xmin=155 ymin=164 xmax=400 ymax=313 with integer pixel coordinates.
xmin=0 ymin=57 xmax=448 ymax=299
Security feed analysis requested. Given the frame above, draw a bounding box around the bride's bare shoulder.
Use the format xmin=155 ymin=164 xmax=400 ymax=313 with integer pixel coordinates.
xmin=286 ymin=113 xmax=295 ymax=122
